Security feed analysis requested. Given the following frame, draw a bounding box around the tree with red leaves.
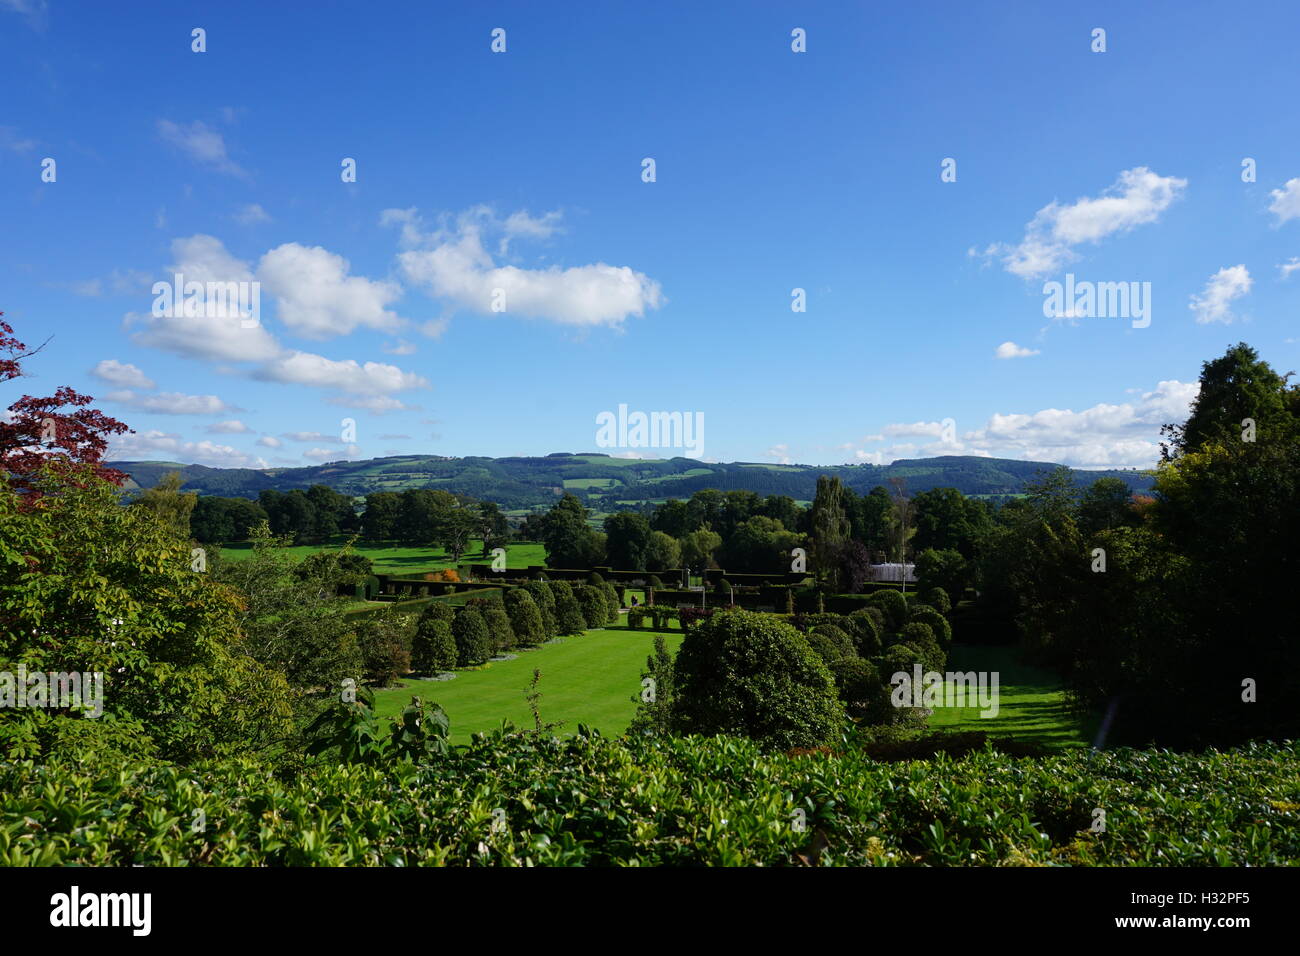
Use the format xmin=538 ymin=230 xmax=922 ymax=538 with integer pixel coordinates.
xmin=0 ymin=312 xmax=131 ymax=493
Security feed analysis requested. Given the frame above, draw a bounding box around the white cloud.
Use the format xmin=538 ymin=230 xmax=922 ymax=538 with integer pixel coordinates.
xmin=766 ymin=443 xmax=792 ymax=464
xmin=128 ymin=235 xmax=281 ymax=362
xmin=391 ymin=206 xmax=664 ymax=327
xmin=1268 ymin=178 xmax=1300 ymax=225
xmin=157 ymin=120 xmax=246 ymax=177
xmin=1189 ymin=265 xmax=1251 ymax=324
xmin=254 ymin=351 xmax=428 ymax=394
xmin=106 ymin=390 xmax=241 ymax=415
xmin=92 ymin=359 xmax=155 ymax=389
xmin=325 ymin=394 xmax=415 ymax=413
xmin=206 ymin=420 xmax=251 ymax=434
xmin=995 ymin=341 xmax=1040 ymax=359
xmin=257 ymin=243 xmax=404 ymax=339
xmin=0 ymin=125 xmax=36 ymax=152
xmin=958 ymin=379 xmax=1199 ymax=468
xmin=233 ymin=203 xmax=271 ymax=224
xmin=303 ymin=445 xmax=359 ymax=462
xmin=981 ymin=167 xmax=1187 ymax=279
xmin=107 ymin=430 xmax=266 ymax=468
xmin=256 ymin=435 xmax=283 ymax=448
xmin=420 ymin=318 xmax=449 ymax=339
xmin=1278 ymin=257 xmax=1300 ymax=280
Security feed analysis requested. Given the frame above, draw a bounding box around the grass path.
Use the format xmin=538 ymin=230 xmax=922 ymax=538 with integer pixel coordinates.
xmin=219 ymin=537 xmax=546 ymax=575
xmin=925 ymin=644 xmax=1098 ymax=749
xmin=372 ymin=627 xmax=683 ymax=743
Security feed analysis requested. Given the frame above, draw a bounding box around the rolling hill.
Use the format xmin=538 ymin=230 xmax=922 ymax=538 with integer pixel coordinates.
xmin=110 ymin=452 xmax=1157 ymax=511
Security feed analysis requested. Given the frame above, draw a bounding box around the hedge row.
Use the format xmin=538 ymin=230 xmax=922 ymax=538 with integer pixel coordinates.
xmin=3 ymin=734 xmax=1295 ymax=866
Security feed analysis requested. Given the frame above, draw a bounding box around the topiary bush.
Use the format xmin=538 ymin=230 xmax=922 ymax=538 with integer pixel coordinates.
xmin=574 ymin=584 xmax=608 ymax=630
xmin=922 ymin=586 xmax=951 ymax=616
xmin=601 ymin=581 xmax=621 ymax=624
xmin=866 ymin=589 xmax=908 ymax=630
xmin=670 ymin=609 xmax=846 ymax=750
xmin=908 ymin=605 xmax=952 ymax=646
xmin=830 ymin=657 xmax=889 ymax=723
xmin=550 ymin=580 xmax=587 ymax=635
xmin=806 ymin=623 xmax=858 ymax=664
xmin=522 ymin=580 xmax=557 ymax=639
xmin=452 ymin=607 xmax=492 ymax=666
xmin=483 ymin=605 xmax=516 ymax=654
xmin=410 ymin=616 xmax=456 ymax=675
xmin=503 ymin=589 xmax=544 ymax=648
xmin=846 ymin=608 xmax=883 ymax=656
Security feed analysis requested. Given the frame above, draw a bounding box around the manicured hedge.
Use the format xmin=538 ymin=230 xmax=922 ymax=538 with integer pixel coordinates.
xmin=3 ymin=736 xmax=1296 ymax=866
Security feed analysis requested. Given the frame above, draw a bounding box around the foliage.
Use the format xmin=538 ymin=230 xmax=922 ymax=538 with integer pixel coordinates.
xmin=452 ymin=607 xmax=492 ymax=667
xmin=670 ymin=609 xmax=846 ymax=750
xmin=504 ymin=589 xmax=545 ymax=648
xmin=410 ymin=616 xmax=456 ymax=675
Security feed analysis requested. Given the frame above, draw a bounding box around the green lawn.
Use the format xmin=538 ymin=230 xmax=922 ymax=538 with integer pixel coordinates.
xmin=219 ymin=537 xmax=547 ymax=575
xmin=372 ymin=626 xmax=683 ymax=742
xmin=925 ymin=644 xmax=1097 ymax=750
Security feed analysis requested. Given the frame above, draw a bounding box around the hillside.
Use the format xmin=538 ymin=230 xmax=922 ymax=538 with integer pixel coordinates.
xmin=109 ymin=453 xmax=1156 ymax=510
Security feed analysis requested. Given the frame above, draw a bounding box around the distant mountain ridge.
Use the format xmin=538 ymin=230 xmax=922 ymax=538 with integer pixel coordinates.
xmin=109 ymin=453 xmax=1156 ymax=511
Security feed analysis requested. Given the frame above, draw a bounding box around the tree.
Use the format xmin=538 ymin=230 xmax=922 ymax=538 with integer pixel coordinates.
xmin=1077 ymin=477 xmax=1136 ymax=536
xmin=0 ymin=466 xmax=294 ymax=763
xmin=852 ymin=486 xmax=893 ymax=554
xmin=0 ymin=317 xmax=131 ymax=496
xmin=604 ymin=512 xmax=653 ymax=571
xmin=439 ymin=507 xmax=477 ymax=563
xmin=914 ymin=548 xmax=968 ymax=603
xmin=574 ymin=584 xmax=608 ymax=630
xmin=645 ymin=530 xmax=681 ymax=572
xmin=670 ymin=609 xmax=845 ymax=750
xmin=836 ymin=540 xmax=872 ymax=593
xmin=131 ymin=470 xmax=197 ymax=539
xmin=679 ymin=528 xmax=722 ymax=571
xmin=356 ymin=609 xmax=412 ymax=687
xmin=477 ymin=501 xmax=509 ymax=554
xmin=361 ymin=492 xmax=401 ymax=542
xmin=911 ymin=487 xmax=990 ymax=559
xmin=627 ymin=634 xmax=675 ymax=737
xmin=810 ymin=475 xmax=850 ymax=590
xmin=650 ymin=498 xmax=693 ymax=538
xmin=1164 ymin=342 xmax=1292 ymax=457
xmin=482 ymin=605 xmax=516 ymax=654
xmin=540 ymin=494 xmax=604 ymax=568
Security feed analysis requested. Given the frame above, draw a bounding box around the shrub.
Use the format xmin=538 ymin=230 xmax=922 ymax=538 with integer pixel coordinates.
xmin=550 ymin=580 xmax=587 ymax=635
xmin=908 ymin=605 xmax=952 ymax=646
xmin=648 ymin=574 xmax=664 ymax=589
xmin=602 ymin=581 xmax=621 ymax=624
xmin=923 ymin=586 xmax=952 ymax=616
xmin=410 ymin=617 xmax=456 ymax=675
xmin=522 ymin=580 xmax=557 ymax=639
xmin=806 ymin=624 xmax=857 ymax=664
xmin=881 ymin=642 xmax=919 ymax=678
xmin=452 ymin=607 xmax=492 ymax=666
xmin=483 ymin=606 xmax=516 ymax=654
xmin=676 ymin=606 xmax=713 ymax=630
xmin=587 ymin=571 xmax=605 ymax=586
xmin=914 ymin=548 xmax=967 ymax=601
xmin=670 ymin=609 xmax=846 ymax=750
xmin=574 ymin=584 xmax=608 ymax=630
xmin=627 ymin=608 xmax=646 ymax=628
xmin=830 ymin=657 xmax=888 ymax=722
xmin=503 ymin=589 xmax=544 ymax=647
xmin=419 ymin=602 xmax=456 ymax=625
xmin=898 ymin=621 xmax=944 ymax=672
xmin=358 ymin=610 xmax=413 ymax=687
xmin=866 ymin=589 xmax=908 ymax=630
xmin=846 ymin=608 xmax=883 ymax=656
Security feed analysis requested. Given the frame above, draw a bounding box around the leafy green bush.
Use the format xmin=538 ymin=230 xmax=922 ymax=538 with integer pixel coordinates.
xmin=866 ymin=589 xmax=908 ymax=631
xmin=410 ymin=617 xmax=456 ymax=675
xmin=4 ymin=734 xmax=1296 ymax=866
xmin=923 ymin=586 xmax=952 ymax=616
xmin=915 ymin=549 xmax=968 ymax=602
xmin=574 ymin=584 xmax=608 ymax=630
xmin=483 ymin=606 xmax=516 ymax=654
xmin=671 ymin=609 xmax=845 ymax=750
xmin=357 ymin=609 xmax=414 ymax=687
xmin=830 ymin=657 xmax=889 ymax=723
xmin=846 ymin=609 xmax=882 ymax=656
xmin=504 ymin=589 xmax=544 ymax=648
xmin=522 ymin=580 xmax=557 ymax=639
xmin=602 ymin=581 xmax=621 ymax=624
xmin=806 ymin=624 xmax=857 ymax=664
xmin=452 ymin=607 xmax=492 ymax=666
xmin=908 ymin=605 xmax=952 ymax=646
xmin=549 ymin=581 xmax=587 ymax=635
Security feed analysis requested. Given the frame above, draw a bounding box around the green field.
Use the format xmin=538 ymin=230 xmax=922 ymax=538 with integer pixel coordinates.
xmin=220 ymin=537 xmax=547 ymax=574
xmin=372 ymin=626 xmax=683 ymax=742
xmin=924 ymin=644 xmax=1097 ymax=749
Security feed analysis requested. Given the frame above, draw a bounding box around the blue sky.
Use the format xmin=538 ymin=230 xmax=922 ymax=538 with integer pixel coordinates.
xmin=2 ymin=0 xmax=1297 ymax=470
